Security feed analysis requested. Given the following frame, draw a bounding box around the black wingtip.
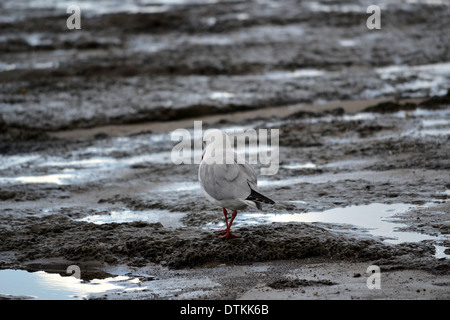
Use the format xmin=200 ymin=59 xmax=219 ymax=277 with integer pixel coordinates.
xmin=247 ymin=189 xmax=275 ymax=207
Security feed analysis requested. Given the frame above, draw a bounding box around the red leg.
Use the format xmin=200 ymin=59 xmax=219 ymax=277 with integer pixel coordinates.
xmin=228 ymin=210 xmax=237 ymax=227
xmin=218 ymin=210 xmax=241 ymax=239
xmin=214 ymin=208 xmax=228 ymax=233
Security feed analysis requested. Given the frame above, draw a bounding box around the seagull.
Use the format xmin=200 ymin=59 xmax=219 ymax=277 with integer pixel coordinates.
xmin=198 ymin=129 xmax=275 ymax=239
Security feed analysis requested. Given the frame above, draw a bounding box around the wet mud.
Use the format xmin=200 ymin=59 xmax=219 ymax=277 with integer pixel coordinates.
xmin=0 ymin=0 xmax=449 ymax=299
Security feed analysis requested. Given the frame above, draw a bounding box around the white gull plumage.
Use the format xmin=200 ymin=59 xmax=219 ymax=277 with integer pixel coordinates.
xmin=198 ymin=129 xmax=275 ymax=239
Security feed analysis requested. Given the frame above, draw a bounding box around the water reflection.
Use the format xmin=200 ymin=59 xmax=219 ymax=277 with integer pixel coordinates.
xmin=0 ymin=269 xmax=130 ymax=300
xmin=241 ymin=202 xmax=449 ymax=259
xmin=0 ymin=173 xmax=74 ymax=185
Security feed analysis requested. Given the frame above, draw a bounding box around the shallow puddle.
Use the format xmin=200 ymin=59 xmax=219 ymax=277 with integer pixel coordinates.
xmin=0 ymin=269 xmax=136 ymax=300
xmin=281 ymin=162 xmax=317 ymax=170
xmin=241 ymin=202 xmax=449 ymax=259
xmin=77 ymin=209 xmax=185 ymax=228
xmin=265 ymin=69 xmax=325 ymax=79
xmin=374 ymin=62 xmax=450 ymax=97
xmin=0 ymin=173 xmax=74 ymax=185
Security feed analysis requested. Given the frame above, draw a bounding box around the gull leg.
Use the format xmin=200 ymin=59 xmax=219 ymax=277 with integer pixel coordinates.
xmin=214 ymin=208 xmax=229 ymax=233
xmin=227 ymin=210 xmax=238 ymax=228
xmin=218 ymin=210 xmax=241 ymax=239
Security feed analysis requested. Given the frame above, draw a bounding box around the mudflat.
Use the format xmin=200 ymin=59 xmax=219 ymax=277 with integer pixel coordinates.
xmin=0 ymin=0 xmax=449 ymax=300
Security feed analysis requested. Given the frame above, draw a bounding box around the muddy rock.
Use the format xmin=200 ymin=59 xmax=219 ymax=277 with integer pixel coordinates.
xmin=268 ymin=278 xmax=336 ymax=289
xmin=0 ymin=213 xmax=438 ymax=271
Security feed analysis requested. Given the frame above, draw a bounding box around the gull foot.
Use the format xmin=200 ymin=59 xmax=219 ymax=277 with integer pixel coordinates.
xmin=218 ymin=232 xmax=242 ymax=239
xmin=213 ymin=228 xmax=228 ymax=233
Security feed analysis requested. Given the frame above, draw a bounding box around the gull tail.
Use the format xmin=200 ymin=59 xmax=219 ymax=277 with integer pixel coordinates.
xmin=246 ymin=189 xmax=275 ymax=210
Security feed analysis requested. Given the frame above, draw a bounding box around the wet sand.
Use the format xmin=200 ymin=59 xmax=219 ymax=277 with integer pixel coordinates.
xmin=0 ymin=0 xmax=449 ymax=300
